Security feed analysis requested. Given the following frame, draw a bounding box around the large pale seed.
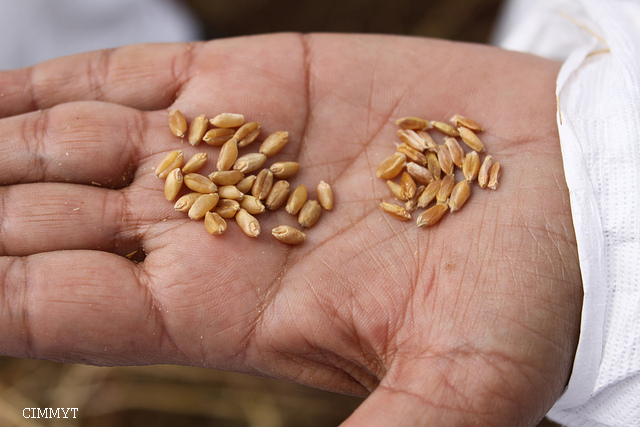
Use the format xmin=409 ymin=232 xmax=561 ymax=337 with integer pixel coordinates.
xmin=259 ymin=131 xmax=289 ymax=157
xmin=184 ymin=173 xmax=217 ymax=194
xmin=240 ymin=195 xmax=265 ymax=215
xmin=380 ymin=201 xmax=411 ymax=221
xmin=214 ymin=199 xmax=240 ymax=218
xmin=234 ymin=122 xmax=260 ymax=147
xmin=252 ymin=169 xmax=274 ymax=200
xmin=236 ymin=208 xmax=260 ymax=237
xmin=449 ymin=180 xmax=471 ymax=213
xmin=488 ymin=162 xmax=501 ymax=190
xmin=164 ymin=168 xmax=183 ymax=201
xmin=395 ymin=116 xmax=430 ymax=130
xmin=233 ymin=153 xmax=267 ymax=174
xmin=463 ymin=151 xmax=481 ymax=182
xmin=458 ymin=126 xmax=485 ymax=152
xmin=203 ymin=128 xmax=235 ymax=146
xmin=188 ymin=114 xmax=208 ymax=146
xmin=298 ymin=200 xmax=322 ymax=228
xmin=236 ymin=175 xmax=257 ymax=193
xmin=406 ymin=162 xmax=434 ymax=185
xmin=174 ymin=192 xmax=203 ymax=213
xmin=387 ymin=180 xmax=405 ymax=201
xmin=265 ymin=180 xmax=290 ymax=211
xmin=188 ymin=193 xmax=220 ymax=220
xmin=208 ymin=170 xmax=244 ymax=186
xmin=156 ymin=150 xmax=184 ymax=178
xmin=478 ymin=155 xmax=494 ymax=188
xmin=426 ymin=152 xmax=441 ymax=180
xmin=168 ymin=109 xmax=187 ymax=137
xmin=437 ymin=145 xmax=454 ymax=176
xmin=444 ymin=137 xmax=465 ymax=168
xmin=397 ymin=143 xmax=427 ymax=166
xmin=431 ymin=120 xmax=460 ymax=137
xmin=270 ymin=161 xmax=300 ymax=179
xmin=397 ymin=129 xmax=428 ymax=152
xmin=450 ymin=114 xmax=483 ymax=132
xmin=218 ymin=185 xmax=244 ymax=200
xmin=272 ymin=225 xmax=306 ymax=245
xmin=217 ymin=138 xmax=238 ymax=171
xmin=317 ymin=180 xmax=334 ymax=211
xmin=182 ymin=153 xmax=208 ymax=174
xmin=436 ymin=174 xmax=455 ymax=204
xmin=417 ymin=179 xmax=440 ymax=208
xmin=416 ymin=203 xmax=448 ymax=227
xmin=210 ymin=113 xmax=245 ymax=128
xmin=286 ymin=184 xmax=307 ymax=215
xmin=376 ymin=152 xmax=406 ymax=180
xmin=400 ymin=172 xmax=417 ymax=200
xmin=205 ymin=211 xmax=227 ymax=235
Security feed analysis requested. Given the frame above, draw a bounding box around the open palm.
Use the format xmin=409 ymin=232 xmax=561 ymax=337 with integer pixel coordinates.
xmin=0 ymin=34 xmax=582 ymax=426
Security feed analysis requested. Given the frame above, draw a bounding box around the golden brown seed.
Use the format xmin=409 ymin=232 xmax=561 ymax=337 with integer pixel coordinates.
xmin=188 ymin=114 xmax=208 ymax=146
xmin=298 ymin=199 xmax=322 ymax=228
xmin=437 ymin=145 xmax=454 ymax=176
xmin=236 ymin=208 xmax=261 ymax=237
xmin=426 ymin=152 xmax=441 ymax=180
xmin=265 ymin=180 xmax=290 ymax=211
xmin=234 ymin=122 xmax=261 ymax=147
xmin=380 ymin=201 xmax=411 ymax=221
xmin=204 ymin=211 xmax=227 ymax=235
xmin=156 ymin=150 xmax=184 ymax=178
xmin=270 ymin=161 xmax=300 ymax=179
xmin=188 ymin=193 xmax=220 ymax=220
xmin=218 ymin=185 xmax=244 ymax=200
xmin=376 ymin=152 xmax=406 ymax=180
xmin=444 ymin=137 xmax=465 ymax=168
xmin=387 ymin=180 xmax=406 ymax=201
xmin=478 ymin=155 xmax=494 ymax=188
xmin=240 ymin=195 xmax=266 ymax=215
xmin=236 ymin=175 xmax=257 ymax=193
xmin=184 ymin=173 xmax=217 ymax=194
xmin=406 ymin=185 xmax=424 ymax=213
xmin=272 ymin=225 xmax=306 ymax=245
xmin=259 ymin=131 xmax=289 ymax=157
xmin=397 ymin=129 xmax=428 ymax=152
xmin=182 ymin=153 xmax=208 ymax=174
xmin=168 ymin=109 xmax=187 ymax=138
xmin=252 ymin=169 xmax=274 ymax=200
xmin=317 ymin=180 xmax=334 ymax=211
xmin=395 ymin=116 xmax=430 ymax=130
xmin=431 ymin=120 xmax=460 ymax=137
xmin=463 ymin=151 xmax=481 ymax=182
xmin=164 ymin=168 xmax=183 ymax=201
xmin=416 ymin=130 xmax=439 ymax=152
xmin=458 ymin=126 xmax=485 ymax=152
xmin=449 ymin=180 xmax=471 ymax=212
xmin=397 ymin=143 xmax=427 ymax=166
xmin=450 ymin=114 xmax=484 ymax=132
xmin=208 ymin=170 xmax=244 ymax=186
xmin=217 ymin=138 xmax=239 ymax=171
xmin=416 ymin=203 xmax=448 ymax=227
xmin=436 ymin=174 xmax=455 ymax=204
xmin=418 ymin=179 xmax=440 ymax=208
xmin=286 ymin=184 xmax=307 ymax=215
xmin=209 ymin=113 xmax=245 ymax=128
xmin=214 ymin=199 xmax=240 ymax=218
xmin=203 ymin=128 xmax=235 ymax=146
xmin=174 ymin=192 xmax=203 ymax=213
xmin=233 ymin=153 xmax=267 ymax=174
xmin=400 ymin=172 xmax=417 ymax=200
xmin=406 ymin=162 xmax=435 ymax=185
xmin=488 ymin=162 xmax=501 ymax=190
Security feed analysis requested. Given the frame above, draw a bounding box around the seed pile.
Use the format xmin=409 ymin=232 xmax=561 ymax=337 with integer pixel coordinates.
xmin=157 ymin=110 xmax=334 ymax=244
xmin=377 ymin=115 xmax=501 ymax=227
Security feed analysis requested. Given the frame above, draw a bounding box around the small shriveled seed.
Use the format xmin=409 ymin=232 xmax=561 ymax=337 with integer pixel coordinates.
xmin=156 ymin=150 xmax=184 ymax=178
xmin=205 ymin=211 xmax=227 ymax=235
xmin=449 ymin=180 xmax=471 ymax=212
xmin=416 ymin=203 xmax=448 ymax=227
xmin=395 ymin=116 xmax=430 ymax=130
xmin=298 ymin=199 xmax=322 ymax=228
xmin=182 ymin=153 xmax=208 ymax=174
xmin=376 ymin=152 xmax=406 ymax=180
xmin=406 ymin=185 xmax=424 ymax=212
xmin=397 ymin=143 xmax=427 ymax=166
xmin=426 ymin=152 xmax=441 ymax=180
xmin=397 ymin=129 xmax=428 ymax=152
xmin=437 ymin=145 xmax=454 ymax=176
xmin=164 ymin=168 xmax=183 ymax=201
xmin=252 ymin=169 xmax=274 ymax=200
xmin=265 ymin=180 xmax=290 ymax=211
xmin=416 ymin=130 xmax=439 ymax=152
xmin=208 ymin=170 xmax=244 ymax=186
xmin=217 ymin=138 xmax=239 ymax=171
xmin=478 ymin=155 xmax=494 ymax=188
xmin=431 ymin=120 xmax=460 ymax=137
xmin=436 ymin=174 xmax=455 ymax=204
xmin=203 ymin=128 xmax=235 ymax=146
xmin=236 ymin=175 xmax=257 ymax=194
xmin=444 ymin=137 xmax=465 ymax=168
xmin=259 ymin=131 xmax=289 ymax=157
xmin=188 ymin=114 xmax=208 ymax=146
xmin=184 ymin=173 xmax=217 ymax=194
xmin=380 ymin=201 xmax=411 ymax=221
xmin=168 ymin=109 xmax=187 ymax=137
xmin=270 ymin=161 xmax=300 ymax=179
xmin=234 ymin=122 xmax=261 ymax=147
xmin=387 ymin=180 xmax=405 ymax=201
xmin=210 ymin=113 xmax=245 ymax=128
xmin=240 ymin=195 xmax=265 ymax=215
xmin=233 ymin=153 xmax=267 ymax=174
xmin=418 ymin=179 xmax=440 ymax=208
xmin=174 ymin=192 xmax=203 ymax=213
xmin=450 ymin=114 xmax=483 ymax=132
xmin=317 ymin=180 xmax=334 ymax=211
xmin=214 ymin=199 xmax=240 ymax=218
xmin=272 ymin=225 xmax=306 ymax=245
xmin=188 ymin=193 xmax=220 ymax=220
xmin=286 ymin=184 xmax=307 ymax=215
xmin=488 ymin=162 xmax=501 ymax=190
xmin=236 ymin=208 xmax=261 ymax=237
xmin=406 ymin=162 xmax=435 ymax=185
xmin=463 ymin=151 xmax=481 ymax=182
xmin=400 ymin=172 xmax=417 ymax=200
xmin=458 ymin=126 xmax=485 ymax=152
xmin=218 ymin=185 xmax=244 ymax=200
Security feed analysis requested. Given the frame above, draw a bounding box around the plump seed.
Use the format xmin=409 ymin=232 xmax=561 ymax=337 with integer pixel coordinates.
xmin=218 ymin=185 xmax=244 ymax=200
xmin=298 ymin=200 xmax=322 ymax=228
xmin=416 ymin=203 xmax=448 ymax=227
xmin=463 ymin=151 xmax=481 ymax=182
xmin=458 ymin=126 xmax=485 ymax=152
xmin=376 ymin=152 xmax=406 ymax=180
xmin=400 ymin=172 xmax=417 ymax=200
xmin=286 ymin=184 xmax=307 ymax=215
xmin=406 ymin=185 xmax=424 ymax=212
xmin=395 ymin=116 xmax=430 ymax=130
xmin=426 ymin=152 xmax=441 ymax=180
xmin=317 ymin=181 xmax=334 ymax=211
xmin=449 ymin=180 xmax=471 ymax=212
xmin=234 ymin=122 xmax=261 ymax=147
xmin=397 ymin=129 xmax=428 ymax=152
xmin=397 ymin=143 xmax=427 ymax=166
xmin=205 ymin=211 xmax=227 ymax=235
xmin=488 ymin=161 xmax=501 ymax=190
xmin=236 ymin=175 xmax=257 ymax=193
xmin=184 ymin=173 xmax=217 ymax=194
xmin=214 ymin=199 xmax=240 ymax=218
xmin=418 ymin=179 xmax=440 ymax=208
xmin=269 ymin=161 xmax=300 ymax=179
xmin=217 ymin=138 xmax=239 ymax=171
xmin=450 ymin=114 xmax=484 ymax=132
xmin=233 ymin=153 xmax=267 ymax=174
xmin=387 ymin=180 xmax=405 ymax=201
xmin=188 ymin=114 xmax=208 ymax=146
xmin=188 ymin=193 xmax=220 ymax=220
xmin=272 ymin=225 xmax=306 ymax=245
xmin=240 ymin=195 xmax=266 ymax=215
xmin=478 ymin=155 xmax=494 ymax=188
xmin=416 ymin=130 xmax=439 ymax=152
xmin=437 ymin=145 xmax=454 ymax=175
xmin=431 ymin=120 xmax=460 ymax=137
xmin=210 ymin=113 xmax=245 ymax=128
xmin=265 ymin=180 xmax=290 ymax=211
xmin=406 ymin=162 xmax=434 ymax=185
xmin=174 ymin=192 xmax=203 ymax=213
xmin=236 ymin=208 xmax=261 ymax=237
xmin=380 ymin=201 xmax=411 ymax=220
xmin=259 ymin=131 xmax=289 ymax=157
xmin=203 ymin=128 xmax=235 ymax=146
xmin=182 ymin=153 xmax=208 ymax=174
xmin=168 ymin=109 xmax=187 ymax=137
xmin=436 ymin=174 xmax=455 ymax=204
xmin=444 ymin=137 xmax=465 ymax=168
xmin=208 ymin=170 xmax=244 ymax=186
xmin=252 ymin=169 xmax=274 ymax=200
xmin=156 ymin=150 xmax=184 ymax=179
xmin=164 ymin=168 xmax=183 ymax=201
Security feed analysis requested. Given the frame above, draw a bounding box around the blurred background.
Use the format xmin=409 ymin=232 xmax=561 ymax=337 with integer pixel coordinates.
xmin=0 ymin=0 xmax=559 ymax=426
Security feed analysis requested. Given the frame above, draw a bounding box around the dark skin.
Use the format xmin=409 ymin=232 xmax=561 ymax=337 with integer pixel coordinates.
xmin=0 ymin=34 xmax=582 ymax=426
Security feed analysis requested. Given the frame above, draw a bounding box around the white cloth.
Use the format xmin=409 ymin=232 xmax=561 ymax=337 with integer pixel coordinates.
xmin=494 ymin=0 xmax=640 ymax=425
xmin=0 ymin=0 xmax=201 ymax=70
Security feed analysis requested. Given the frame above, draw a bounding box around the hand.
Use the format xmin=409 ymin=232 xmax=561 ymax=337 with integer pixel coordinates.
xmin=0 ymin=34 xmax=582 ymax=426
